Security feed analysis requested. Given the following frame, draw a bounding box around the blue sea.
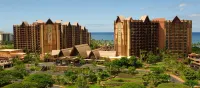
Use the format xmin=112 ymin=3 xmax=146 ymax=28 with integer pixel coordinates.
xmin=91 ymin=32 xmax=200 ymax=43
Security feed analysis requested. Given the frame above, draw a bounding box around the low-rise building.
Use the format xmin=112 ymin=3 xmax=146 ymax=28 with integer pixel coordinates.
xmin=0 ymin=49 xmax=25 ymax=68
xmin=0 ymin=49 xmax=25 ymax=59
xmin=46 ymin=44 xmax=118 ymax=65
xmin=188 ymin=53 xmax=200 ymax=70
xmin=0 ymin=57 xmax=12 ymax=68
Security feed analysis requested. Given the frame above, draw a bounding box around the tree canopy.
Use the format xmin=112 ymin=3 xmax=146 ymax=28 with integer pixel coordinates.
xmin=23 ymin=73 xmax=55 ymax=88
xmin=184 ymin=80 xmax=198 ymax=88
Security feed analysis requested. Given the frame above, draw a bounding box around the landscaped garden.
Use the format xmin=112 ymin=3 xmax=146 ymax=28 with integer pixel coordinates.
xmin=1 ymin=47 xmax=200 ymax=88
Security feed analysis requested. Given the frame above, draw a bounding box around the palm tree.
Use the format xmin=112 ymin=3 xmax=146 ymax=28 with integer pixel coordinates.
xmin=140 ymin=49 xmax=146 ymax=61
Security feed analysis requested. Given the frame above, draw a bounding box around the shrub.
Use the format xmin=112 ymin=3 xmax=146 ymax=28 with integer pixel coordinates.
xmin=23 ymin=73 xmax=55 ymax=88
xmin=117 ymin=79 xmax=124 ymax=82
xmin=150 ymin=67 xmax=165 ymax=74
xmin=183 ymin=68 xmax=197 ymax=80
xmin=128 ymin=67 xmax=136 ymax=75
xmin=146 ymin=52 xmax=160 ymax=64
xmin=135 ymin=61 xmax=143 ymax=68
xmin=184 ymin=80 xmax=198 ymax=88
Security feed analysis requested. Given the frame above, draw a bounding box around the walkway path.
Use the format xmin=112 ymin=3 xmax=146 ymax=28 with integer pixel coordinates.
xmin=169 ymin=74 xmax=185 ymax=83
xmin=136 ymin=69 xmax=185 ymax=83
xmin=52 ymin=84 xmax=64 ymax=88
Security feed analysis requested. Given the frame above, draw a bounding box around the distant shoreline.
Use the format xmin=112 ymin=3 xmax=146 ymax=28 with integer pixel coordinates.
xmin=91 ymin=32 xmax=200 ymax=43
xmin=91 ymin=32 xmax=200 ymax=33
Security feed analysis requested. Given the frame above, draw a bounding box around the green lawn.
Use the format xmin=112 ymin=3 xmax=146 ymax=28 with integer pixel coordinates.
xmin=148 ymin=62 xmax=187 ymax=81
xmin=102 ymin=73 xmax=144 ymax=87
xmin=148 ymin=62 xmax=165 ymax=69
xmin=65 ymin=73 xmax=144 ymax=88
xmin=157 ymin=83 xmax=190 ymax=88
xmin=65 ymin=72 xmax=189 ymax=88
xmin=66 ymin=84 xmax=118 ymax=88
xmin=90 ymin=84 xmax=120 ymax=88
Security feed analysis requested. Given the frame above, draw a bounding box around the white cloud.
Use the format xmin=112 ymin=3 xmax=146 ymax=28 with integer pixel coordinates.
xmin=189 ymin=14 xmax=200 ymax=17
xmin=179 ymin=3 xmax=186 ymax=11
xmin=179 ymin=3 xmax=186 ymax=7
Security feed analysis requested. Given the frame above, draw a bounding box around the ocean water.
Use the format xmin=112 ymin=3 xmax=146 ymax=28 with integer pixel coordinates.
xmin=91 ymin=32 xmax=114 ymax=40
xmin=193 ymin=32 xmax=200 ymax=43
xmin=91 ymin=32 xmax=200 ymax=43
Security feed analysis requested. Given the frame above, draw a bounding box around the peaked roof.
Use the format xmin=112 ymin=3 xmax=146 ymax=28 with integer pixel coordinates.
xmin=74 ymin=44 xmax=91 ymax=58
xmin=116 ymin=15 xmax=125 ymax=22
xmin=51 ymin=50 xmax=60 ymax=56
xmin=92 ymin=49 xmax=100 ymax=59
xmin=140 ymin=15 xmax=150 ymax=22
xmin=118 ymin=15 xmax=125 ymax=20
xmin=126 ymin=17 xmax=133 ymax=20
xmin=86 ymin=49 xmax=101 ymax=59
xmin=81 ymin=26 xmax=85 ymax=30
xmin=67 ymin=47 xmax=74 ymax=53
xmin=63 ymin=22 xmax=71 ymax=26
xmin=87 ymin=51 xmax=92 ymax=56
xmin=21 ymin=21 xmax=29 ymax=26
xmin=60 ymin=48 xmax=71 ymax=56
xmin=87 ymin=50 xmax=99 ymax=59
xmin=46 ymin=19 xmax=54 ymax=24
xmin=172 ymin=16 xmax=181 ymax=23
xmin=73 ymin=22 xmax=79 ymax=26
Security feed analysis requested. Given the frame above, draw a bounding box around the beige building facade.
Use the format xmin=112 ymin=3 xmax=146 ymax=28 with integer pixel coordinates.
xmin=114 ymin=15 xmax=192 ymax=57
xmin=13 ymin=19 xmax=91 ymax=55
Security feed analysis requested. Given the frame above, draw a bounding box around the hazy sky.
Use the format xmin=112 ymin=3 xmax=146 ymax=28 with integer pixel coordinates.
xmin=0 ymin=0 xmax=200 ymax=32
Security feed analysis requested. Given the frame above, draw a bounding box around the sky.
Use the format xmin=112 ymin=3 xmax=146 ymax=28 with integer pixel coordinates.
xmin=0 ymin=0 xmax=200 ymax=32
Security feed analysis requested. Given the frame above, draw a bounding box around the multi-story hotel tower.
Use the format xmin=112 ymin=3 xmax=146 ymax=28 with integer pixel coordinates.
xmin=13 ymin=19 xmax=91 ymax=54
xmin=114 ymin=15 xmax=192 ymax=57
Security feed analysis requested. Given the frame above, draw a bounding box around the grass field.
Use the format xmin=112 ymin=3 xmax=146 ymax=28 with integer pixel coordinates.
xmin=101 ymin=73 xmax=144 ymax=87
xmin=65 ymin=71 xmax=189 ymax=88
xmin=66 ymin=84 xmax=121 ymax=88
xmin=65 ymin=72 xmax=144 ymax=88
xmin=148 ymin=62 xmax=165 ymax=69
xmin=157 ymin=83 xmax=190 ymax=88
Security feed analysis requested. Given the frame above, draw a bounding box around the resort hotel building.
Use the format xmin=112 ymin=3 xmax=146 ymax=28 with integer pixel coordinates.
xmin=114 ymin=15 xmax=192 ymax=57
xmin=13 ymin=19 xmax=91 ymax=55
